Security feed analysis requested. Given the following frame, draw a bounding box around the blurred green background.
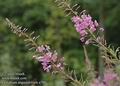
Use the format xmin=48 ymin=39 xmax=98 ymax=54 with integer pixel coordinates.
xmin=0 ymin=0 xmax=120 ymax=86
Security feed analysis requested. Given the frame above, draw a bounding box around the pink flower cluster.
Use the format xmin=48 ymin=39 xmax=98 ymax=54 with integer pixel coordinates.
xmin=33 ymin=45 xmax=64 ymax=72
xmin=103 ymin=70 xmax=118 ymax=86
xmin=90 ymin=70 xmax=118 ymax=86
xmin=71 ymin=12 xmax=104 ymax=44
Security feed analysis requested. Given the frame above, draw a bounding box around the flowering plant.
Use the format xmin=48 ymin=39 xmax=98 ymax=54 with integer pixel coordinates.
xmin=6 ymin=0 xmax=120 ymax=86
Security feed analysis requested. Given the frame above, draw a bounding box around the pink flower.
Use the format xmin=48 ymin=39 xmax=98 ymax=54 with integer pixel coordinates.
xmin=71 ymin=11 xmax=104 ymax=44
xmin=79 ymin=30 xmax=88 ymax=36
xmin=104 ymin=71 xmax=117 ymax=82
xmin=39 ymin=52 xmax=52 ymax=62
xmin=90 ymin=70 xmax=118 ymax=86
xmin=42 ymin=63 xmax=51 ymax=72
xmin=36 ymin=45 xmax=45 ymax=52
xmin=72 ymin=16 xmax=81 ymax=23
xmin=33 ymin=45 xmax=64 ymax=72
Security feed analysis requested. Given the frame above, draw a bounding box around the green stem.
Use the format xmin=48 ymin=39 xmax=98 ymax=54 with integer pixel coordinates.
xmin=60 ymin=70 xmax=84 ymax=86
xmin=53 ymin=64 xmax=84 ymax=86
xmin=83 ymin=45 xmax=92 ymax=70
xmin=59 ymin=0 xmax=78 ymax=16
xmin=23 ymin=33 xmax=38 ymax=48
xmin=88 ymin=30 xmax=117 ymax=61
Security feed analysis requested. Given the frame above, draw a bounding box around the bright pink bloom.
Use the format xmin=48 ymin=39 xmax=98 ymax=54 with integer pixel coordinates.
xmin=72 ymin=16 xmax=82 ymax=23
xmin=33 ymin=45 xmax=64 ymax=72
xmin=39 ymin=52 xmax=52 ymax=62
xmin=71 ymin=12 xmax=103 ymax=44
